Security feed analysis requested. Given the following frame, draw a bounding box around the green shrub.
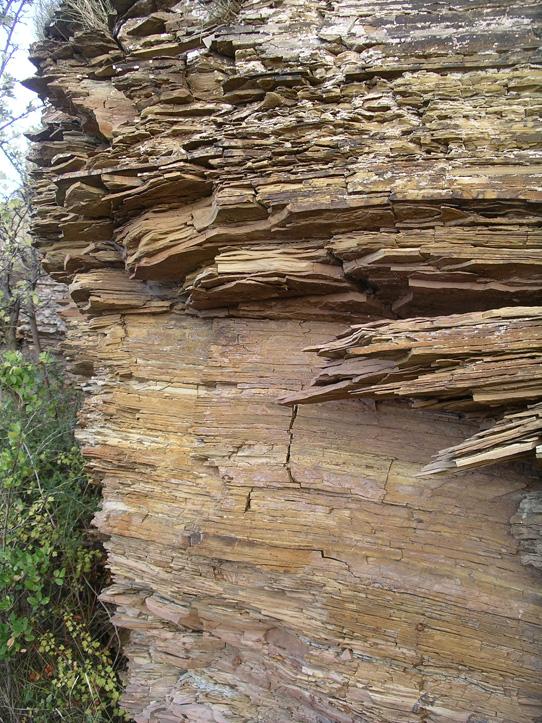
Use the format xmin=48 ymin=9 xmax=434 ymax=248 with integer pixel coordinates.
xmin=0 ymin=351 xmax=128 ymax=722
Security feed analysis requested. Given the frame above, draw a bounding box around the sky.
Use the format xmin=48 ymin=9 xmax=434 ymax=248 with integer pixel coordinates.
xmin=1 ymin=6 xmax=42 ymax=193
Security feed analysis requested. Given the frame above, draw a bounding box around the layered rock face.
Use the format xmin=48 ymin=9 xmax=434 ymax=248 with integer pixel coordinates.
xmin=27 ymin=0 xmax=542 ymax=721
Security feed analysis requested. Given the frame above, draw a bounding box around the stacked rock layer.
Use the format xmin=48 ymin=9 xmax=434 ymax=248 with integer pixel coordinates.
xmin=26 ymin=0 xmax=541 ymax=721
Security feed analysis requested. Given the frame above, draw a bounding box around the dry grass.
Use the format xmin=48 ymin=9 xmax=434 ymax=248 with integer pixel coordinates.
xmin=207 ymin=0 xmax=241 ymax=24
xmin=34 ymin=0 xmax=240 ymax=39
xmin=34 ymin=0 xmax=113 ymax=38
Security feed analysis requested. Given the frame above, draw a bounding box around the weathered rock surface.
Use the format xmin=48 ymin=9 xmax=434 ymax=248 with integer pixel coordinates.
xmin=26 ymin=0 xmax=541 ymax=721
xmin=280 ymin=307 xmax=542 ymax=471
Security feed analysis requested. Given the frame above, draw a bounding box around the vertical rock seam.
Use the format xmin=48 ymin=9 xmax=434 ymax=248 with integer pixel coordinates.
xmin=26 ymin=0 xmax=541 ymax=721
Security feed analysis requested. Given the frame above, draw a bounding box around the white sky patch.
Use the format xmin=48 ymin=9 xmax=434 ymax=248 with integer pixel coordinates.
xmin=1 ymin=6 xmax=42 ymax=193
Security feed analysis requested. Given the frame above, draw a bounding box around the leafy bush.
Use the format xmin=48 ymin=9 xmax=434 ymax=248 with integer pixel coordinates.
xmin=0 ymin=351 xmax=128 ymax=722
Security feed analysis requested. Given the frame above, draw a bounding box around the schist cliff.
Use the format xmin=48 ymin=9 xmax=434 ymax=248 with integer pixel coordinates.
xmin=25 ymin=0 xmax=542 ymax=720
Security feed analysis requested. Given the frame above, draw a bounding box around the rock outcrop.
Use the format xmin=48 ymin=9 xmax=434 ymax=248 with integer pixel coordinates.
xmin=26 ymin=0 xmax=541 ymax=721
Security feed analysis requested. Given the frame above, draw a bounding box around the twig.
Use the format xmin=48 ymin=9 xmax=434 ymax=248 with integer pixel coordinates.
xmin=22 ymin=439 xmax=57 ymax=528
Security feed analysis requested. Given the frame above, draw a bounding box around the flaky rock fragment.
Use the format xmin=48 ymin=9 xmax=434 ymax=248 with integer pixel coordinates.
xmin=419 ymin=403 xmax=542 ymax=475
xmin=26 ymin=0 xmax=542 ymax=721
xmin=281 ymin=307 xmax=542 ymax=468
